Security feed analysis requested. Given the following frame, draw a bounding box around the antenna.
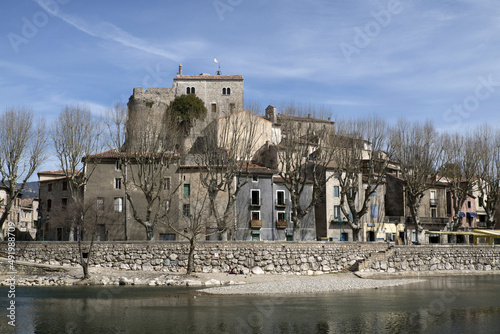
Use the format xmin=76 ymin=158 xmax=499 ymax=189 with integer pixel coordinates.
xmin=214 ymin=57 xmax=221 ymax=75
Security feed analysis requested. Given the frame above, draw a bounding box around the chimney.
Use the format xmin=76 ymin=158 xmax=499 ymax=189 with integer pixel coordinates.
xmin=265 ymin=105 xmax=277 ymax=123
xmin=178 ymin=63 xmax=183 ymax=76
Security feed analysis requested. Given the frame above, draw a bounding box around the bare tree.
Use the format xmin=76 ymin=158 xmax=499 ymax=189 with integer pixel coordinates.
xmin=118 ymin=107 xmax=181 ymax=241
xmin=164 ymin=183 xmax=211 ymax=275
xmin=472 ymin=124 xmax=500 ymax=229
xmin=333 ymin=115 xmax=389 ymax=241
xmin=52 ymin=104 xmax=104 ymax=278
xmin=197 ymin=110 xmax=264 ymax=240
xmin=0 ymin=107 xmax=47 ymax=240
xmin=388 ymin=119 xmax=443 ymax=244
xmin=274 ymin=104 xmax=336 ymax=241
xmin=441 ymin=132 xmax=480 ymax=234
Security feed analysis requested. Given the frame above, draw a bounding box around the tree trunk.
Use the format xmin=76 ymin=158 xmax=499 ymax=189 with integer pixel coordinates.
xmin=186 ymin=238 xmax=196 ymax=275
xmin=145 ymin=224 xmax=154 ymax=241
xmin=352 ymin=228 xmax=362 ymax=242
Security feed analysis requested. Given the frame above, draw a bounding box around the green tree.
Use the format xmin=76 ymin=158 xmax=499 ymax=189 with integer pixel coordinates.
xmin=166 ymin=94 xmax=207 ymax=135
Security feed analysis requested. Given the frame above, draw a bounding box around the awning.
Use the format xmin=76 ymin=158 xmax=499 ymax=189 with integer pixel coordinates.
xmin=458 ymin=212 xmax=466 ymax=217
xmin=467 ymin=212 xmax=477 ymax=218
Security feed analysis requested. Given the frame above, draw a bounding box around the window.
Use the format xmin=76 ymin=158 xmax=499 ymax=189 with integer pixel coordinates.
xmin=479 ymin=197 xmax=484 ymax=207
xmin=164 ymin=177 xmax=171 ymax=191
xmin=61 ymin=198 xmax=67 ymax=211
xmin=371 ymin=204 xmax=378 ymax=218
xmin=430 ymin=190 xmax=436 ymax=199
xmin=163 ymin=200 xmax=170 ymax=211
xmin=227 ymin=87 xmax=231 ymax=95
xmin=186 ymin=87 xmax=195 ymax=94
xmin=277 ymin=211 xmax=286 ymax=221
xmin=252 ymin=175 xmax=258 ymax=182
xmin=115 ymin=178 xmax=122 ymax=189
xmin=431 ymin=208 xmax=437 ymax=218
xmin=276 ymin=190 xmax=285 ymax=206
xmin=334 ymin=205 xmax=341 ymax=220
xmin=334 ymin=186 xmax=339 ymax=198
xmin=222 ymin=88 xmax=226 ymax=95
xmin=159 ymin=233 xmax=176 ymax=241
xmin=62 ymin=181 xmax=68 ymax=191
xmin=97 ymin=197 xmax=104 ymax=210
xmin=183 ymin=184 xmax=190 ymax=197
xmin=183 ymin=204 xmax=191 ymax=217
xmin=48 ymin=183 xmax=53 ymax=192
xmin=114 ymin=197 xmax=123 ymax=213
xmin=468 ymin=201 xmax=471 ymax=208
xmin=222 ymin=87 xmax=231 ymax=95
xmin=251 ymin=211 xmax=261 ymax=220
xmin=211 ymin=103 xmax=217 ymax=113
xmin=47 ymin=199 xmax=52 ymax=212
xmin=251 ymin=189 xmax=260 ymax=206
xmin=116 ymin=160 xmax=122 ymax=171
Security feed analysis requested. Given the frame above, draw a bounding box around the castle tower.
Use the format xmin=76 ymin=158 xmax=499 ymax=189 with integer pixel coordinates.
xmin=125 ymin=66 xmax=244 ymax=152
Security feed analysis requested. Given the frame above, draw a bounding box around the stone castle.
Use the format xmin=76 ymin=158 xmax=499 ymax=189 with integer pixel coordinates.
xmin=126 ymin=65 xmax=244 ymax=152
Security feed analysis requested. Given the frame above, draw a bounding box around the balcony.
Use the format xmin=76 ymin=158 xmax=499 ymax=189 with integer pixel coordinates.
xmin=249 ymin=198 xmax=262 ymax=207
xmin=250 ymin=220 xmax=262 ymax=228
xmin=430 ymin=199 xmax=439 ymax=207
xmin=276 ymin=220 xmax=287 ymax=229
xmin=406 ymin=216 xmax=448 ymax=225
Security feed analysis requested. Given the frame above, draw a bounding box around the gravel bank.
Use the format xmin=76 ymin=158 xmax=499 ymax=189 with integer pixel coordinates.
xmin=201 ymin=272 xmax=424 ymax=295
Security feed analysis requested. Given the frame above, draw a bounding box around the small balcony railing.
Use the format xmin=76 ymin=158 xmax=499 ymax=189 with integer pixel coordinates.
xmin=276 ymin=220 xmax=287 ymax=229
xmin=430 ymin=199 xmax=439 ymax=207
xmin=250 ymin=220 xmax=262 ymax=228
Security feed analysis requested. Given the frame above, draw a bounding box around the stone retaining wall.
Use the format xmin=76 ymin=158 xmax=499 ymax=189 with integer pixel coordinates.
xmin=1 ymin=241 xmax=388 ymax=274
xmin=359 ymin=245 xmax=500 ymax=273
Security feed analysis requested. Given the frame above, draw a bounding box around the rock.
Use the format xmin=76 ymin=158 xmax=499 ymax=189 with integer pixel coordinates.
xmin=142 ymin=263 xmax=154 ymax=271
xmin=204 ymin=279 xmax=221 ymax=286
xmin=169 ymin=254 xmax=178 ymax=261
xmin=119 ymin=264 xmax=130 ymax=270
xmin=185 ymin=280 xmax=203 ymax=287
xmin=264 ymin=264 xmax=275 ymax=272
xmin=251 ymin=266 xmax=264 ymax=275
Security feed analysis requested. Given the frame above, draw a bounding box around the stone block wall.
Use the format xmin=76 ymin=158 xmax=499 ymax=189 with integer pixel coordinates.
xmin=1 ymin=241 xmax=388 ymax=274
xmin=359 ymin=245 xmax=500 ymax=273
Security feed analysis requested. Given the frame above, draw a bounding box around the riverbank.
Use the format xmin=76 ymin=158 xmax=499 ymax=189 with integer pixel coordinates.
xmin=0 ymin=259 xmax=426 ymax=293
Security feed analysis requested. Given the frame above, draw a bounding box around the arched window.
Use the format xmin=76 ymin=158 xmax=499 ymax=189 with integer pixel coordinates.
xmin=186 ymin=87 xmax=190 ymax=94
xmin=227 ymin=87 xmax=231 ymax=95
xmin=222 ymin=88 xmax=226 ymax=95
xmin=191 ymin=87 xmax=195 ymax=94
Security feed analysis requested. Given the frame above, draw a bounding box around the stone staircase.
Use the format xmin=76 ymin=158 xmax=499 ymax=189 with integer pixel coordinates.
xmin=350 ymin=244 xmax=395 ymax=272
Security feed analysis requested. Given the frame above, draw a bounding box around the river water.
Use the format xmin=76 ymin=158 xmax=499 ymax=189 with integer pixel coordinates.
xmin=2 ymin=275 xmax=500 ymax=334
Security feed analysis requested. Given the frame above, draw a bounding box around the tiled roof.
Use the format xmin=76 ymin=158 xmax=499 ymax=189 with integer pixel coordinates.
xmin=85 ymin=149 xmax=179 ymax=159
xmin=214 ymin=110 xmax=273 ymax=124
xmin=174 ymin=74 xmax=243 ymax=80
xmin=277 ymin=114 xmax=334 ymax=125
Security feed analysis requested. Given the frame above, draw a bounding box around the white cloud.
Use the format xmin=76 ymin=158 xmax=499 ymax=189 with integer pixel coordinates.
xmin=34 ymin=0 xmax=196 ymax=62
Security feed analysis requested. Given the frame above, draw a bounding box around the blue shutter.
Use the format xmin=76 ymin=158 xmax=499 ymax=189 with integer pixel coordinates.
xmin=371 ymin=204 xmax=378 ymax=218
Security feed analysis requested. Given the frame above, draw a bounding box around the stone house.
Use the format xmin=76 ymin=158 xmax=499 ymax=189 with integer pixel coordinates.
xmin=385 ymin=174 xmax=449 ymax=244
xmin=17 ymin=197 xmax=38 ymax=240
xmin=37 ymin=169 xmax=75 ymax=241
xmin=83 ymin=149 xmax=181 ymax=241
xmin=234 ymin=166 xmax=315 ymax=241
xmin=446 ymin=192 xmax=477 ymax=243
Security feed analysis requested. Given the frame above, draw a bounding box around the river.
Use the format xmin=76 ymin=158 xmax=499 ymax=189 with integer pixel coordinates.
xmin=2 ymin=275 xmax=500 ymax=334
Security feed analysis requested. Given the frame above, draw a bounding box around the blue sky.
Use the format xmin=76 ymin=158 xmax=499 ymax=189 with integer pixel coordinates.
xmin=2 ymin=0 xmax=500 ymax=147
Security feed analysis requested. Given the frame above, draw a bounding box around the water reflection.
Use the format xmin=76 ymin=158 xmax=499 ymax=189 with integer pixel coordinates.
xmin=2 ymin=276 xmax=500 ymax=334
